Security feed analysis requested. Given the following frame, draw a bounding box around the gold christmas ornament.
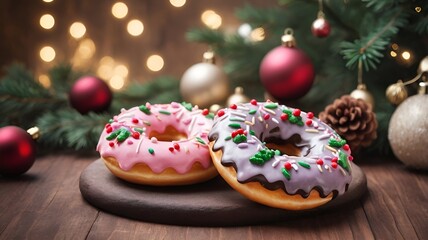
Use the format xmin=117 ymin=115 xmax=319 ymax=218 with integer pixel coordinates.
xmin=417 ymin=55 xmax=428 ymax=74
xmin=350 ymin=83 xmax=375 ymax=109
xmin=385 ymin=80 xmax=408 ymax=105
xmin=388 ymin=94 xmax=428 ymax=169
xmin=180 ymin=51 xmax=229 ymax=108
xmin=226 ymin=87 xmax=250 ymax=106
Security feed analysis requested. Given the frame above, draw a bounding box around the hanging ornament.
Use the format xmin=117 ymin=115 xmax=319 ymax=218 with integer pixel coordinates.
xmin=319 ymin=95 xmax=378 ymax=152
xmin=311 ymin=0 xmax=331 ymax=38
xmin=259 ymin=28 xmax=315 ymax=102
xmin=386 ymin=56 xmax=428 ymax=105
xmin=385 ymin=80 xmax=408 ymax=105
xmin=226 ymin=87 xmax=250 ymax=106
xmin=0 ymin=126 xmax=39 ymax=176
xmin=69 ymin=76 xmax=112 ymax=114
xmin=180 ymin=50 xmax=229 ymax=108
xmin=350 ymin=60 xmax=375 ymax=108
xmin=388 ymin=93 xmax=428 ymax=169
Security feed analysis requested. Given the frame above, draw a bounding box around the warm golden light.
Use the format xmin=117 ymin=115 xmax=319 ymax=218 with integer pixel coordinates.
xmin=169 ymin=0 xmax=186 ymax=7
xmin=127 ymin=19 xmax=144 ymax=36
xmin=112 ymin=2 xmax=128 ymax=19
xmin=109 ymin=75 xmax=125 ymax=90
xmin=38 ymin=74 xmax=51 ymax=88
xmin=146 ymin=54 xmax=164 ymax=72
xmin=99 ymin=56 xmax=115 ymax=66
xmin=401 ymin=51 xmax=411 ymax=60
xmin=97 ymin=65 xmax=114 ymax=80
xmin=390 ymin=51 xmax=397 ymax=57
xmin=69 ymin=22 xmax=86 ymax=39
xmin=201 ymin=10 xmax=222 ymax=29
xmin=250 ymin=27 xmax=265 ymax=41
xmin=114 ymin=64 xmax=129 ymax=77
xmin=42 ymin=0 xmax=54 ymax=2
xmin=415 ymin=6 xmax=422 ymax=13
xmin=40 ymin=14 xmax=55 ymax=29
xmin=40 ymin=46 xmax=56 ymax=62
xmin=76 ymin=38 xmax=96 ymax=59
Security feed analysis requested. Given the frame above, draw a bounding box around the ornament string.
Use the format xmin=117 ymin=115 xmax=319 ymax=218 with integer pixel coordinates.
xmin=318 ymin=0 xmax=324 ymax=18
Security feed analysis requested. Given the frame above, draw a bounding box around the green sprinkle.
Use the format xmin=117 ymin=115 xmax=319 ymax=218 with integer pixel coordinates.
xmin=108 ymin=119 xmax=114 ymax=123
xmin=274 ymin=150 xmax=281 ymax=156
xmin=181 ymin=102 xmax=193 ymax=111
xmin=233 ymin=135 xmax=247 ymax=144
xmin=228 ymin=123 xmax=242 ymax=129
xmin=106 ymin=129 xmax=120 ymax=140
xmin=139 ymin=105 xmax=151 ymax=115
xmin=281 ymin=168 xmax=291 ymax=180
xmin=224 ymin=136 xmax=232 ymax=141
xmin=249 ymin=157 xmax=264 ymax=165
xmin=195 ymin=137 xmax=206 ymax=145
xmin=338 ymin=151 xmax=350 ymax=171
xmin=117 ymin=129 xmax=131 ymax=142
xmin=250 ymin=130 xmax=255 ymax=136
xmin=148 ymin=148 xmax=155 ymax=154
xmin=264 ymin=103 xmax=278 ymax=109
xmin=134 ymin=128 xmax=144 ymax=134
xmin=282 ymin=109 xmax=292 ymax=115
xmin=249 ymin=109 xmax=257 ymax=115
xmin=329 ymin=137 xmax=346 ymax=148
xmin=159 ymin=110 xmax=171 ymax=115
xmin=298 ymin=161 xmax=311 ymax=169
xmin=205 ymin=113 xmax=214 ymax=119
xmin=249 ymin=148 xmax=275 ymax=166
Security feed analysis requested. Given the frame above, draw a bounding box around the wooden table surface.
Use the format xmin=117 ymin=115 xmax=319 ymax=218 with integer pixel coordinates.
xmin=0 ymin=154 xmax=427 ymax=240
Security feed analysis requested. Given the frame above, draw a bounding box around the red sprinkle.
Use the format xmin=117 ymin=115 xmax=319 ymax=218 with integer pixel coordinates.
xmin=348 ymin=155 xmax=354 ymax=161
xmin=202 ymin=109 xmax=209 ymax=116
xmin=174 ymin=143 xmax=180 ymax=150
xmin=316 ymin=159 xmax=324 ymax=165
xmin=280 ymin=113 xmax=288 ymax=121
xmin=343 ymin=144 xmax=350 ymax=151
xmin=307 ymin=112 xmax=314 ymax=119
xmin=109 ymin=142 xmax=115 ymax=147
xmin=231 ymin=129 xmax=245 ymax=138
xmin=293 ymin=109 xmax=301 ymax=117
xmin=306 ymin=119 xmax=312 ymax=126
xmin=250 ymin=99 xmax=258 ymax=105
xmin=331 ymin=162 xmax=338 ymax=169
xmin=132 ymin=118 xmax=139 ymax=124
xmin=169 ymin=147 xmax=174 ymax=152
xmin=106 ymin=126 xmax=113 ymax=133
xmin=331 ymin=157 xmax=338 ymax=163
xmin=263 ymin=113 xmax=270 ymax=120
xmin=132 ymin=132 xmax=140 ymax=139
xmin=284 ymin=162 xmax=292 ymax=170
xmin=230 ymin=104 xmax=237 ymax=110
xmin=217 ymin=109 xmax=225 ymax=117
xmin=105 ymin=123 xmax=111 ymax=128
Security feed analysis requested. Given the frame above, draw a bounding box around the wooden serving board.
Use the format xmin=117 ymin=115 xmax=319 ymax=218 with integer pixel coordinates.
xmin=79 ymin=159 xmax=367 ymax=226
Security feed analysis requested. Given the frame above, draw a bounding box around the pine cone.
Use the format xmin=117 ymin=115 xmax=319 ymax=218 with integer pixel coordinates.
xmin=319 ymin=95 xmax=378 ymax=151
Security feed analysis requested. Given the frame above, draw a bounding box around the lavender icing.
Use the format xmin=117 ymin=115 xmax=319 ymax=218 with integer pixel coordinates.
xmin=208 ymin=101 xmax=353 ymax=198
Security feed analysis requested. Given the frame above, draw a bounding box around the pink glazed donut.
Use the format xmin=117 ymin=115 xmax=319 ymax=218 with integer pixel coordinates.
xmin=97 ymin=102 xmax=217 ymax=186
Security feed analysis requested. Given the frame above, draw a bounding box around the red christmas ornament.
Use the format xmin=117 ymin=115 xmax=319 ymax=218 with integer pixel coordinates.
xmin=311 ymin=17 xmax=331 ymax=38
xmin=0 ymin=126 xmax=37 ymax=176
xmin=69 ymin=76 xmax=112 ymax=114
xmin=259 ymin=29 xmax=315 ymax=101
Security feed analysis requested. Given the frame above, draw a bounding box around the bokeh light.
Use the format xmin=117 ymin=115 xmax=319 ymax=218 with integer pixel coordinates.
xmin=40 ymin=46 xmax=56 ymax=62
xmin=401 ymin=51 xmax=411 ymax=60
xmin=170 ymin=0 xmax=186 ymax=8
xmin=40 ymin=14 xmax=55 ymax=29
xmin=112 ymin=2 xmax=128 ymax=19
xmin=109 ymin=75 xmax=125 ymax=90
xmin=114 ymin=64 xmax=129 ymax=77
xmin=38 ymin=74 xmax=51 ymax=88
xmin=76 ymin=38 xmax=96 ymax=59
xmin=127 ymin=19 xmax=144 ymax=36
xmin=201 ymin=10 xmax=222 ymax=29
xmin=69 ymin=22 xmax=86 ymax=39
xmin=250 ymin=27 xmax=265 ymax=41
xmin=390 ymin=51 xmax=397 ymax=57
xmin=146 ymin=54 xmax=164 ymax=72
xmin=42 ymin=0 xmax=54 ymax=2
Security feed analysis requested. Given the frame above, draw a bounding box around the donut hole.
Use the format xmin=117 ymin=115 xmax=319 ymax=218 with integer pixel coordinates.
xmin=264 ymin=134 xmax=302 ymax=157
xmin=148 ymin=125 xmax=188 ymax=141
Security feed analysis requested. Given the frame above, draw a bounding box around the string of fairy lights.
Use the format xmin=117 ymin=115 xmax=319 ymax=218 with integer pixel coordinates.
xmin=36 ymin=0 xmax=267 ymax=91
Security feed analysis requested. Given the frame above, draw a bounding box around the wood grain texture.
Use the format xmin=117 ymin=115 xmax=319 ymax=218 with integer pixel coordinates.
xmin=1 ymin=154 xmax=427 ymax=240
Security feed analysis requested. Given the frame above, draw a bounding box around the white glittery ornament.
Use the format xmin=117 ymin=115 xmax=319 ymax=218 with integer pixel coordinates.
xmin=388 ymin=94 xmax=428 ymax=169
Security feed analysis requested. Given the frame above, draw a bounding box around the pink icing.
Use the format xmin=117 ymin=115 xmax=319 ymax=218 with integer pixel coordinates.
xmin=97 ymin=102 xmax=213 ymax=174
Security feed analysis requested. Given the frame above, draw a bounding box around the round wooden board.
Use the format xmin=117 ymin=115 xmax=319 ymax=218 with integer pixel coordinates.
xmin=79 ymin=159 xmax=367 ymax=226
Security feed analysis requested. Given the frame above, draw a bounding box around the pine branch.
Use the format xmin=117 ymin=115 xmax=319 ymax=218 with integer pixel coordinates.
xmin=48 ymin=63 xmax=84 ymax=96
xmin=36 ymin=109 xmax=109 ymax=150
xmin=186 ymin=28 xmax=226 ymax=46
